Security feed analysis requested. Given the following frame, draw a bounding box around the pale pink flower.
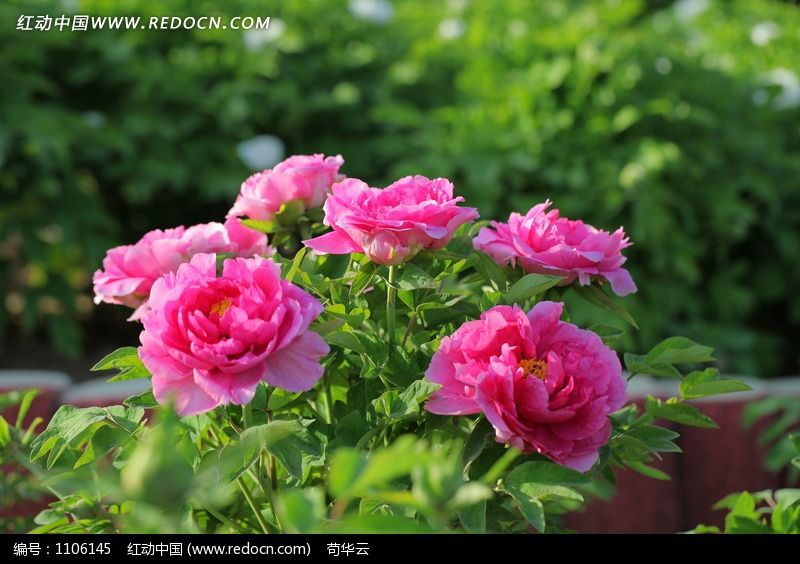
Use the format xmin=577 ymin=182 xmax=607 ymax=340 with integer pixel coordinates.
xmin=92 ymin=219 xmax=270 ymax=318
xmin=227 ymin=154 xmax=344 ymax=221
xmin=139 ymin=253 xmax=329 ymax=416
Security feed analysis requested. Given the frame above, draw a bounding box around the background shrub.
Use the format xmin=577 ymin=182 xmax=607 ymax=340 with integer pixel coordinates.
xmin=1 ymin=0 xmax=799 ymax=376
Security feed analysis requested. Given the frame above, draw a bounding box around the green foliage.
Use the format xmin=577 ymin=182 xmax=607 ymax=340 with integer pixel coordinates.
xmin=1 ymin=0 xmax=798 ymax=375
xmin=692 ymin=489 xmax=800 ymax=534
xmin=3 ymin=232 xmax=755 ymax=534
xmin=742 ymin=396 xmax=800 ymax=478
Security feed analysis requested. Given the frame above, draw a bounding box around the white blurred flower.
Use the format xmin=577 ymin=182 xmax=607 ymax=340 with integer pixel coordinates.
xmin=673 ymin=0 xmax=708 ymax=21
xmin=767 ymin=68 xmax=800 ymax=110
xmin=655 ymin=57 xmax=672 ymax=75
xmin=750 ymin=21 xmax=780 ymax=47
xmin=237 ymin=135 xmax=285 ymax=171
xmin=438 ymin=18 xmax=465 ymax=40
xmin=243 ymin=18 xmax=285 ymax=51
xmin=83 ymin=111 xmax=106 ymax=128
xmin=349 ymin=0 xmax=394 ymax=25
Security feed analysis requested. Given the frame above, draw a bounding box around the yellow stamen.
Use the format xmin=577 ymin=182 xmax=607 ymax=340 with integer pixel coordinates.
xmin=210 ymin=297 xmax=233 ymax=317
xmin=518 ymin=358 xmax=548 ymax=380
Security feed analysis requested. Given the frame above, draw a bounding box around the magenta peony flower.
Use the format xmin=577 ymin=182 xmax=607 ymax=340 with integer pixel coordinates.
xmin=473 ymin=201 xmax=637 ymax=296
xmin=227 ymin=153 xmax=345 ymax=221
xmin=425 ymin=301 xmax=625 ymax=471
xmin=303 ymin=175 xmax=479 ymax=265
xmin=139 ymin=253 xmax=329 ymax=416
xmin=92 ymin=219 xmax=270 ymax=319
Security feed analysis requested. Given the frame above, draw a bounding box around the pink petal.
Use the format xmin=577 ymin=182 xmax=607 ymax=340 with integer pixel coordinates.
xmin=303 ymin=230 xmax=362 ymax=255
xmin=262 ymin=331 xmax=329 ymax=392
xmin=604 ymin=268 xmax=638 ymax=296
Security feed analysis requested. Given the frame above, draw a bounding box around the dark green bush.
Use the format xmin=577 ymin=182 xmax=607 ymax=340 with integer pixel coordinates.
xmin=1 ymin=0 xmax=799 ymax=374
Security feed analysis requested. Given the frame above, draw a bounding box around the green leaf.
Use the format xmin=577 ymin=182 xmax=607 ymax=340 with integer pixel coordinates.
xmin=573 ymin=284 xmax=639 ymax=329
xmin=644 ymin=397 xmax=718 ymax=428
xmin=124 ymin=389 xmax=157 ymax=409
xmin=458 ymin=500 xmax=487 ymax=533
xmin=92 ymin=347 xmax=151 ymax=382
xmin=395 ymin=263 xmax=438 ymax=290
xmin=328 ymin=436 xmax=429 ymax=500
xmin=472 ymin=250 xmax=508 ymax=292
xmin=503 ymin=461 xmax=589 ymax=532
xmin=679 ymin=368 xmax=752 ymax=399
xmin=504 ymin=273 xmax=562 ymax=305
xmin=275 ymin=487 xmax=326 ymax=533
xmin=15 ymin=389 xmax=39 ymax=428
xmin=284 ymin=247 xmax=307 ymax=283
xmin=589 ymin=324 xmax=626 ymax=346
xmin=645 ymin=337 xmax=715 ymax=365
xmin=349 ymin=263 xmax=376 ymax=298
xmin=328 ymin=449 xmax=369 ymax=499
xmin=625 ymin=425 xmax=682 ymax=453
xmin=275 ymin=199 xmax=307 ymax=226
xmin=624 ymin=353 xmax=682 ymax=379
xmin=371 ymin=380 xmax=440 ymax=420
xmin=30 ymin=405 xmax=145 ymax=467
xmin=74 ymin=425 xmax=133 ymax=469
xmin=626 ymin=461 xmax=670 ymax=480
xmin=252 ymin=419 xmax=325 ymax=482
xmin=241 ymin=219 xmax=279 ymax=234
xmin=91 ymin=347 xmax=140 ymax=371
xmin=0 ymin=416 xmax=10 ymax=447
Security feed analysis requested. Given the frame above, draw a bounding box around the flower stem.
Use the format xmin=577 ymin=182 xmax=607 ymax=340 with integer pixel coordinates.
xmin=386 ymin=265 xmax=398 ymax=347
xmin=236 ymin=477 xmax=270 ymax=534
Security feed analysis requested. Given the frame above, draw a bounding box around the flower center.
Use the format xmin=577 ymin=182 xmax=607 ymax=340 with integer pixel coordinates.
xmin=210 ymin=297 xmax=233 ymax=317
xmin=518 ymin=358 xmax=547 ymax=380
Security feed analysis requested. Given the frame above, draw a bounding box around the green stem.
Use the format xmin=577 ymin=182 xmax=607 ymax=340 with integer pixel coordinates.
xmin=266 ymin=410 xmax=278 ymax=492
xmin=386 ymin=265 xmax=398 ymax=347
xmin=401 ymin=311 xmax=417 ymax=348
xmin=323 ymin=372 xmax=335 ymax=425
xmin=237 ymin=478 xmax=271 ymax=534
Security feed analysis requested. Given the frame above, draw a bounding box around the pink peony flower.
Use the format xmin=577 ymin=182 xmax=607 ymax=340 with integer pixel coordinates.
xmin=139 ymin=253 xmax=329 ymax=416
xmin=227 ymin=154 xmax=345 ymax=221
xmin=425 ymin=301 xmax=626 ymax=471
xmin=473 ymin=201 xmax=637 ymax=296
xmin=303 ymin=175 xmax=479 ymax=265
xmin=92 ymin=219 xmax=270 ymax=319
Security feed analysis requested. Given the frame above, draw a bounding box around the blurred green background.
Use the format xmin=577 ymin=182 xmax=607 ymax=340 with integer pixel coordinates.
xmin=1 ymin=0 xmax=799 ymax=378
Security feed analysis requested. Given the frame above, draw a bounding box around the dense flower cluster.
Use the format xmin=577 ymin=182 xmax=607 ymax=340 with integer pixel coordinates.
xmin=94 ymin=153 xmax=636 ymax=470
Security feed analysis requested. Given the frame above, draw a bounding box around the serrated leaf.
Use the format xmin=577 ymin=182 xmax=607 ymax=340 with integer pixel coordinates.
xmin=679 ymin=368 xmax=752 ymax=399
xmin=504 ymin=273 xmax=562 ymax=305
